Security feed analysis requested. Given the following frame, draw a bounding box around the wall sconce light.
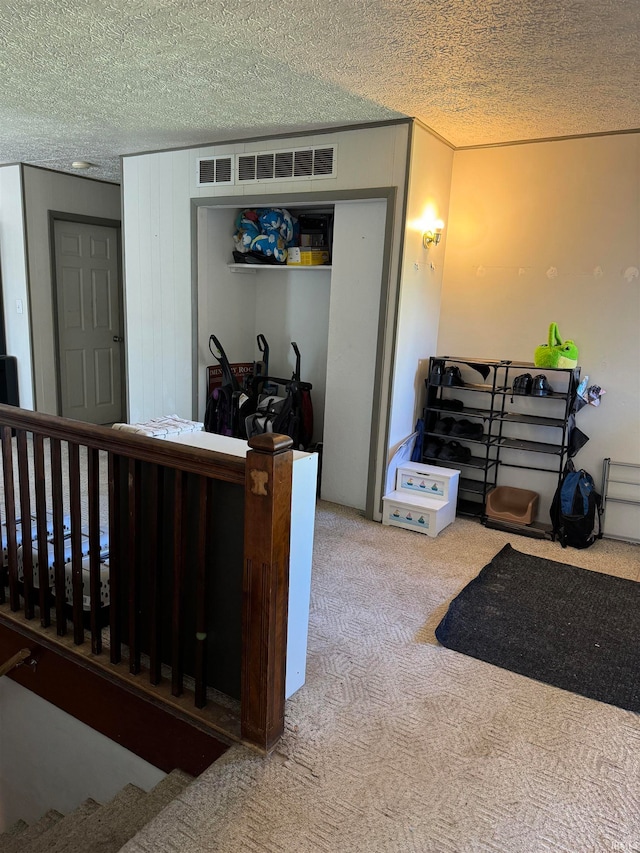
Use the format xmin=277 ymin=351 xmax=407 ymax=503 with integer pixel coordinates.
xmin=423 ymin=219 xmax=444 ymax=249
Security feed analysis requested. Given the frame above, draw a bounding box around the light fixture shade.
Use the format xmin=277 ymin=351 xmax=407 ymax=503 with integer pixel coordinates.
xmin=71 ymin=160 xmax=93 ymax=169
xmin=423 ymin=230 xmax=442 ymax=249
xmin=423 ymin=219 xmax=444 ymax=249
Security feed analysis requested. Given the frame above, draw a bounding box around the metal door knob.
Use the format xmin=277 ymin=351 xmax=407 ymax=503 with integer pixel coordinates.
xmin=113 ymin=336 xmax=124 ymax=342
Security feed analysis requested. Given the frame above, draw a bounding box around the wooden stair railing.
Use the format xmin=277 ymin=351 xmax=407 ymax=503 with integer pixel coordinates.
xmin=0 ymin=646 xmax=30 ymax=677
xmin=0 ymin=404 xmax=293 ymax=754
xmin=242 ymin=432 xmax=293 ymax=751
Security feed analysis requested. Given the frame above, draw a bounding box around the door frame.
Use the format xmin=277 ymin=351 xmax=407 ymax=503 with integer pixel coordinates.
xmin=192 ymin=187 xmax=397 ymax=519
xmin=49 ymin=212 xmax=126 ymax=421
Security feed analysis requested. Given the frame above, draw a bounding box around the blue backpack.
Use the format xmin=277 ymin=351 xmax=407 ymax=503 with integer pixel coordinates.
xmin=550 ymin=462 xmax=602 ymax=549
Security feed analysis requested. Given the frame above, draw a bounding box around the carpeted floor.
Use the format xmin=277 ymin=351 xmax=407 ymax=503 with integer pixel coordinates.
xmin=119 ymin=502 xmax=640 ymax=853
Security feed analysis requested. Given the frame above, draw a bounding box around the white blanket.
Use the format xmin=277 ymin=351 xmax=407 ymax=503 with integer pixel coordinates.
xmin=112 ymin=415 xmax=203 ymax=437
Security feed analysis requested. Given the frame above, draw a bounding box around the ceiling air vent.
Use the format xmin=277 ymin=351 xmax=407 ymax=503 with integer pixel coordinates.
xmin=293 ymin=150 xmax=313 ymax=177
xmin=275 ymin=151 xmax=293 ymax=178
xmin=238 ymin=155 xmax=256 ymax=182
xmin=313 ymin=147 xmax=334 ymax=176
xmin=236 ymin=145 xmax=336 ymax=183
xmin=196 ymin=155 xmax=234 ymax=187
xmin=256 ymin=153 xmax=275 ymax=180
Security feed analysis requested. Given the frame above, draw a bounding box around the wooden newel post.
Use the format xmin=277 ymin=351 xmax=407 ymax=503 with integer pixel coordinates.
xmin=241 ymin=433 xmax=294 ymax=750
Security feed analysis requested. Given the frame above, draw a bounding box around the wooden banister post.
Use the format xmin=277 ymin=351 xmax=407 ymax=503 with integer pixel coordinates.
xmin=241 ymin=433 xmax=293 ymax=751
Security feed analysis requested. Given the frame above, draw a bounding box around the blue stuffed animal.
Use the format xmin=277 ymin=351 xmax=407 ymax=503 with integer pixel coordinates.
xmin=234 ymin=208 xmax=298 ymax=263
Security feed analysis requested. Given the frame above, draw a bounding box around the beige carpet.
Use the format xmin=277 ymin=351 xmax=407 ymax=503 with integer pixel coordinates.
xmin=119 ymin=502 xmax=640 ymax=853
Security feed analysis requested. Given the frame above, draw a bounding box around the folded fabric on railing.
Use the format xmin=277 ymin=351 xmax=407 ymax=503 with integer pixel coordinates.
xmin=112 ymin=415 xmax=204 ymax=437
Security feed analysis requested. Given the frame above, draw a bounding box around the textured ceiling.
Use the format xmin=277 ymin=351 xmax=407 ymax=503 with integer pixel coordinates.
xmin=1 ymin=0 xmax=639 ymax=184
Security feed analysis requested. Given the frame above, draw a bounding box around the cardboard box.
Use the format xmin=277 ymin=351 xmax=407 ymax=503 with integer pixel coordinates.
xmin=287 ymin=247 xmax=330 ymax=266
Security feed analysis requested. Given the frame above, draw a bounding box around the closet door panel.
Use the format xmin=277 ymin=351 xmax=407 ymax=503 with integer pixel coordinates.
xmin=322 ymin=200 xmax=387 ymax=509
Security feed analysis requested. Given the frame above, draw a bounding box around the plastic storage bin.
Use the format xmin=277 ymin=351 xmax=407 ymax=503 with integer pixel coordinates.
xmin=485 ymin=486 xmax=539 ymax=524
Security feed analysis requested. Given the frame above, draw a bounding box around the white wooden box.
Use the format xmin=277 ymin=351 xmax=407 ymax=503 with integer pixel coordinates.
xmin=382 ymin=490 xmax=456 ymax=537
xmin=396 ymin=463 xmax=459 ymax=503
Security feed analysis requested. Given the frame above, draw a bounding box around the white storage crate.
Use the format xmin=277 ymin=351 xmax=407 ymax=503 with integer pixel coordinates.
xmin=396 ymin=463 xmax=459 ymax=504
xmin=382 ymin=490 xmax=456 ymax=537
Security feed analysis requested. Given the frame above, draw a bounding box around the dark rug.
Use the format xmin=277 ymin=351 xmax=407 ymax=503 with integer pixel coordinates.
xmin=435 ymin=543 xmax=640 ymax=712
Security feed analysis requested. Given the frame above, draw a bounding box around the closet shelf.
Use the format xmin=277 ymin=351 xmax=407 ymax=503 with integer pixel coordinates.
xmin=227 ymin=263 xmax=332 ymax=274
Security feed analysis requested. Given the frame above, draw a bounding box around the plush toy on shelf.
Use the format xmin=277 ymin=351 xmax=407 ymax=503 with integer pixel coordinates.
xmin=534 ymin=323 xmax=579 ymax=369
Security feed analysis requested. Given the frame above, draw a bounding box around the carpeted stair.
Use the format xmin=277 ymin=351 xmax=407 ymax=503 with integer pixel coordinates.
xmin=0 ymin=769 xmax=192 ymax=853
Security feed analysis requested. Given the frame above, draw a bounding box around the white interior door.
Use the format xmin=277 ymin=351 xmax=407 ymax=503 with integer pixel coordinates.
xmin=54 ymin=219 xmax=123 ymax=424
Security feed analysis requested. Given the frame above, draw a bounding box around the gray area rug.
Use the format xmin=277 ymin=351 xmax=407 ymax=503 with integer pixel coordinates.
xmin=436 ymin=543 xmax=640 ymax=712
xmin=114 ymin=504 xmax=640 ymax=852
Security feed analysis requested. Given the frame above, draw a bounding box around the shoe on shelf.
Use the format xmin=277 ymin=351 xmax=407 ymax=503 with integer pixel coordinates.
xmin=512 ymin=373 xmax=533 ymax=395
xmin=424 ymin=437 xmax=445 ymax=458
xmin=442 ymin=366 xmax=465 ymax=387
xmin=531 ymin=374 xmax=553 ymax=396
xmin=439 ymin=440 xmax=472 ymax=463
xmin=429 ymin=362 xmax=445 ymax=385
xmin=433 ymin=417 xmax=455 ymax=434
xmin=450 ymin=419 xmax=484 ymax=439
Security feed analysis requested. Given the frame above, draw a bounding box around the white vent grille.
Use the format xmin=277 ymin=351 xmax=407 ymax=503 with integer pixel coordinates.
xmin=197 ymin=156 xmax=234 ymax=187
xmin=313 ymin=147 xmax=335 ymax=175
xmin=236 ymin=146 xmax=336 ymax=183
xmin=256 ymin=153 xmax=274 ymax=180
xmin=238 ymin=155 xmax=256 ymax=182
xmin=294 ymin=149 xmax=313 ymax=177
xmin=275 ymin=151 xmax=293 ymax=177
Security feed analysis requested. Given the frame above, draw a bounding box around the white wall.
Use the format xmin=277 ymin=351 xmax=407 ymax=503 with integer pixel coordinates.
xmin=122 ymin=151 xmax=192 ymax=423
xmin=0 ymin=678 xmax=164 ymax=831
xmin=197 ymin=206 xmax=258 ymax=410
xmin=388 ymin=123 xmax=454 ymax=454
xmin=439 ymin=134 xmax=640 ymax=537
xmin=0 ymin=165 xmax=33 ymax=408
xmin=254 ymin=270 xmax=331 ymax=442
xmin=21 ymin=167 xmax=121 ymax=415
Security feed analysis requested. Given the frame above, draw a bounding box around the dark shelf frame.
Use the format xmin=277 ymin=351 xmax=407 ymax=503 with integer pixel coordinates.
xmin=420 ymin=356 xmax=581 ymax=536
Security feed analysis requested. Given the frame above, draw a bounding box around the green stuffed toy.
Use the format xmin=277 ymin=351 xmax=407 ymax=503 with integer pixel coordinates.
xmin=534 ymin=323 xmax=579 ymax=369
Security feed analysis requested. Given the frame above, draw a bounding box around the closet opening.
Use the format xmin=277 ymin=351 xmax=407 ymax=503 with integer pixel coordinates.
xmin=194 ymin=192 xmax=393 ymax=514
